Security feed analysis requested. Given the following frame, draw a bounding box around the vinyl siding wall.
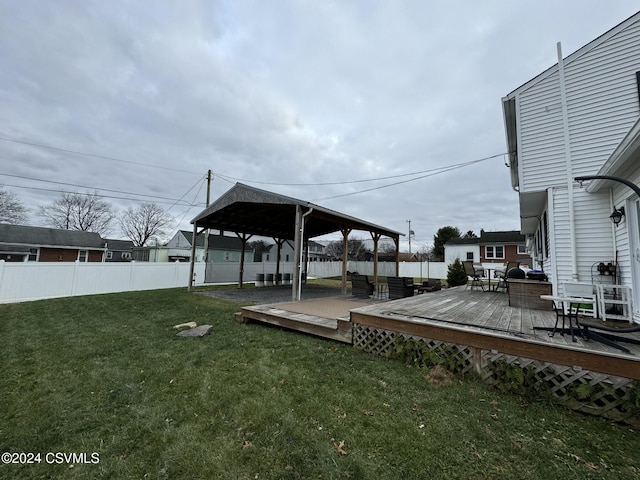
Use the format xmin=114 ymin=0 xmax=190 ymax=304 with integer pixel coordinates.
xmin=517 ymin=19 xmax=640 ymax=194
xmin=514 ymin=16 xmax=640 ymax=292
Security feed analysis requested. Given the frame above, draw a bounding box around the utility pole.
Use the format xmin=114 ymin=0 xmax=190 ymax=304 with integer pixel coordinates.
xmin=406 ymin=220 xmax=412 ymax=255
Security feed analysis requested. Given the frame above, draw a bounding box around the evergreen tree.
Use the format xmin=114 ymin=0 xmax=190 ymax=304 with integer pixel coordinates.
xmin=447 ymin=258 xmax=468 ymax=287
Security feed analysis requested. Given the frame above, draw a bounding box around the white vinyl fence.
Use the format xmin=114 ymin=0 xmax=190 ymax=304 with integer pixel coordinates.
xmin=0 ymin=259 xmax=454 ymax=304
xmin=0 ymin=260 xmax=206 ymax=304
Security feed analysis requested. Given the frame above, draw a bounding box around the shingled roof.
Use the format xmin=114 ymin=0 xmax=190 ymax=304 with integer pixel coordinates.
xmin=0 ymin=224 xmax=106 ymax=249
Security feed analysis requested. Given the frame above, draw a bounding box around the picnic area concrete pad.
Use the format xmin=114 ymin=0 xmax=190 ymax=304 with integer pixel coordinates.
xmin=176 ymin=325 xmax=213 ymax=337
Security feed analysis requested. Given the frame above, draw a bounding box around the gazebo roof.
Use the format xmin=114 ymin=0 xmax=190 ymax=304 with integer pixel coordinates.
xmin=191 ymin=183 xmax=402 ymax=240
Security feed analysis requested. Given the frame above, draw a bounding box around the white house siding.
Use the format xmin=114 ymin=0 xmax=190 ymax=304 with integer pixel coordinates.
xmin=518 ymin=73 xmax=567 ymax=191
xmin=574 ymin=189 xmax=616 ymax=280
xmin=511 ymin=15 xmax=640 ymax=299
xmin=547 ymin=187 xmax=615 ymax=288
xmin=516 ymin=19 xmax=640 ymax=195
xmin=564 ymin=20 xmax=640 ymax=178
xmin=444 ymin=244 xmax=479 ymax=265
xmin=612 ymin=167 xmax=640 ymax=288
xmin=551 ymin=188 xmax=571 ymax=286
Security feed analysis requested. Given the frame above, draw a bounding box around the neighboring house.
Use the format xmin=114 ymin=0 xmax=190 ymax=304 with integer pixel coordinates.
xmin=164 ymin=230 xmax=254 ymax=263
xmin=0 ymin=224 xmax=106 ymax=262
xmin=131 ymin=246 xmax=169 ymax=262
xmin=444 ymin=238 xmax=480 ymax=265
xmin=263 ymin=240 xmax=328 ymax=262
xmin=104 ymin=239 xmax=134 ymax=262
xmin=502 ymin=12 xmax=640 ymax=318
xmin=445 ymin=231 xmax=529 ymax=266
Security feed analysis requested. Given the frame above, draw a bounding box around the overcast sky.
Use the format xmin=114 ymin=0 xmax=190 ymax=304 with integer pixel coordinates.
xmin=1 ymin=1 xmax=638 ymax=251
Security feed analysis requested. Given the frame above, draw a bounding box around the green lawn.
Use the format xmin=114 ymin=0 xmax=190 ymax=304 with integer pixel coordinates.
xmin=0 ymin=288 xmax=638 ymax=479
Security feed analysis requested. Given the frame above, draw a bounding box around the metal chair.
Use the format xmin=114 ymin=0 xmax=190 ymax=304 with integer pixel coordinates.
xmin=462 ymin=261 xmax=485 ymax=291
xmin=495 ymin=261 xmax=519 ymax=293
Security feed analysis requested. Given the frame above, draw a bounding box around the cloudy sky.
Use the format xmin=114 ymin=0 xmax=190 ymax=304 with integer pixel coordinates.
xmin=1 ymin=1 xmax=638 ymax=250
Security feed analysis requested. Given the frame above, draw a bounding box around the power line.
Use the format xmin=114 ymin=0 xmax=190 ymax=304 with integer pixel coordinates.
xmin=1 ymin=132 xmax=507 ymax=189
xmin=313 ymin=154 xmax=503 ymax=201
xmin=1 ymin=182 xmax=202 ymax=207
xmin=213 ymin=153 xmax=507 ymax=187
xmin=0 ymin=171 xmax=196 ymax=204
xmin=0 ymin=135 xmax=202 ymax=175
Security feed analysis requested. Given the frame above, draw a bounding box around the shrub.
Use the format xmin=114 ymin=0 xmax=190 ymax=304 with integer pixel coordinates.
xmin=447 ymin=258 xmax=468 ymax=287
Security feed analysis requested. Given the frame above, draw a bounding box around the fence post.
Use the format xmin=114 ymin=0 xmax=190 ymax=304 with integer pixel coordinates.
xmin=129 ymin=260 xmax=136 ymax=291
xmin=71 ymin=260 xmax=80 ymax=296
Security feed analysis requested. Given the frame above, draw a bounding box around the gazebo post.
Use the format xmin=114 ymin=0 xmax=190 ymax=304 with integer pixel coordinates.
xmin=188 ymin=222 xmax=199 ymax=292
xmin=235 ymin=232 xmax=253 ymax=289
xmin=292 ymin=205 xmax=302 ymax=301
xmin=341 ymin=227 xmax=352 ymax=295
xmin=371 ymin=232 xmax=381 ymax=284
xmin=394 ymin=236 xmax=400 ymax=277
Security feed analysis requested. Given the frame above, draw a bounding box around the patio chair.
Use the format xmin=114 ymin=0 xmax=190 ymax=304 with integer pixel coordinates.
xmin=416 ymin=279 xmax=441 ymax=293
xmin=387 ymin=276 xmax=415 ymax=300
xmin=350 ymin=273 xmax=374 ymax=298
xmin=462 ymin=261 xmax=485 ymax=291
xmin=562 ymin=282 xmax=597 ymax=318
xmin=495 ymin=261 xmax=519 ymax=293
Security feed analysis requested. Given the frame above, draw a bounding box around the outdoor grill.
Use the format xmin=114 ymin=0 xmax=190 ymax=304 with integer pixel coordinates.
xmin=506 ymin=267 xmax=526 ymax=279
xmin=526 ymin=270 xmax=548 ymax=281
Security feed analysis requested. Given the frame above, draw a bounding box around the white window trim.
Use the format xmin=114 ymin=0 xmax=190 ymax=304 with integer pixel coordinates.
xmin=485 ymin=245 xmax=505 ymax=260
xmin=78 ymin=250 xmax=88 ymax=262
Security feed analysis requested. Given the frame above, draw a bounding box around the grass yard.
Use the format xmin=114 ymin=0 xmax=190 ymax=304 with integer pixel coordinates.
xmin=0 ymin=288 xmax=638 ymax=479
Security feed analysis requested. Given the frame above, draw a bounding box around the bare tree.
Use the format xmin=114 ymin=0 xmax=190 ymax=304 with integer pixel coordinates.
xmin=119 ymin=202 xmax=173 ymax=247
xmin=0 ymin=186 xmax=28 ymax=224
xmin=38 ymin=191 xmax=114 ymax=236
xmin=325 ymin=238 xmax=370 ymax=260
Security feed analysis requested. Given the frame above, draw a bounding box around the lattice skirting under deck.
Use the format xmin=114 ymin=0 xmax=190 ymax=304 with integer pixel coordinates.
xmin=352 ymin=324 xmax=639 ymax=424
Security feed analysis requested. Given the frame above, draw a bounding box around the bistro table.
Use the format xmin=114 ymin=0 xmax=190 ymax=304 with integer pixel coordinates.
xmin=375 ymin=282 xmax=388 ymax=300
xmin=484 ymin=269 xmax=499 ymax=292
xmin=539 ymin=295 xmax=596 ymax=342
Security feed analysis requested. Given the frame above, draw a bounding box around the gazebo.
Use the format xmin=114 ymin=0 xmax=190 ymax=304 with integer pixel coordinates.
xmin=188 ymin=183 xmax=403 ymax=300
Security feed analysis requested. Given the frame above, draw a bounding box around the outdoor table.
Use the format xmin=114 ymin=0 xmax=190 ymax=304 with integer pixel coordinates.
xmin=539 ymin=295 xmax=596 ymax=342
xmin=375 ymin=282 xmax=388 ymax=300
xmin=484 ymin=269 xmax=498 ymax=292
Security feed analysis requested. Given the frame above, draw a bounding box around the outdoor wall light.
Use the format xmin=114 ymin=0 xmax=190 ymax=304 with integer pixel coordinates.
xmin=610 ymin=206 xmax=625 ymax=226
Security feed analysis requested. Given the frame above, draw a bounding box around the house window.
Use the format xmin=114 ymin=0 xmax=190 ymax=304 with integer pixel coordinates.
xmin=28 ymin=248 xmax=38 ymax=261
xmin=224 ymin=252 xmax=232 ymax=261
xmin=517 ymin=245 xmax=527 ymax=255
xmin=106 ymin=251 xmax=113 ymax=260
xmin=78 ymin=250 xmax=88 ymax=262
xmin=121 ymin=252 xmax=131 ymax=260
xmin=285 ymin=254 xmax=290 ymax=262
xmin=466 ymin=252 xmax=474 ymax=261
xmin=485 ymin=246 xmax=504 ymax=259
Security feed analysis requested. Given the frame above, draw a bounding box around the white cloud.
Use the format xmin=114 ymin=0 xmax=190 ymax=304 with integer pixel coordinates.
xmin=0 ymin=0 xmax=638 ymax=245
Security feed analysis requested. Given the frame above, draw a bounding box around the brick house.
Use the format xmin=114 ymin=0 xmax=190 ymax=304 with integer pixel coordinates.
xmin=0 ymin=224 xmax=107 ymax=262
xmin=445 ymin=230 xmax=530 ymax=266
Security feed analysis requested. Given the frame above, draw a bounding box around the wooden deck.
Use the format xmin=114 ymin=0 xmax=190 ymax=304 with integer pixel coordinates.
xmin=351 ymin=287 xmax=640 ymax=380
xmin=240 ymin=286 xmax=640 ymax=422
xmin=241 ymin=287 xmax=640 ymax=379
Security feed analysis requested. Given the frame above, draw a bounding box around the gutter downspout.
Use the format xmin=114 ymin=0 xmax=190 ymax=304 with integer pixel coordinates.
xmin=296 ymin=207 xmax=313 ymax=301
xmin=558 ymin=42 xmax=579 ymax=281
